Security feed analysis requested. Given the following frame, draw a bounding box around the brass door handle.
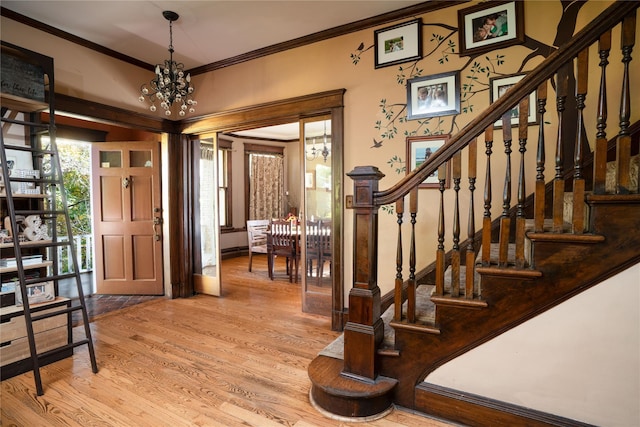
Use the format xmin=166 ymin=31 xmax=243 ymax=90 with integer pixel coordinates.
xmin=153 ymin=217 xmax=163 ymax=241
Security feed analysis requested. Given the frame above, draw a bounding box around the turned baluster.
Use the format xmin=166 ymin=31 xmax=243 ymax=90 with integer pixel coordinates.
xmin=451 ymin=152 xmax=462 ymax=297
xmin=481 ymin=127 xmax=494 ymax=266
xmin=573 ymin=48 xmax=588 ymax=233
xmin=435 ymin=163 xmax=447 ymax=296
xmin=516 ymin=97 xmax=529 ymax=268
xmin=534 ymin=80 xmax=548 ymax=232
xmin=465 ymin=138 xmax=477 ymax=299
xmin=499 ymin=112 xmax=512 ymax=268
xmin=616 ymin=14 xmax=636 ymax=194
xmin=394 ymin=197 xmax=404 ymax=322
xmin=408 ymin=188 xmax=417 ymax=322
xmin=553 ymin=69 xmax=569 ymax=232
xmin=593 ymin=30 xmax=611 ymax=195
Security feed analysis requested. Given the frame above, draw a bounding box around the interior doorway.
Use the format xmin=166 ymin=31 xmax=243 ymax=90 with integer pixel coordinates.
xmin=182 ymin=89 xmax=346 ymax=330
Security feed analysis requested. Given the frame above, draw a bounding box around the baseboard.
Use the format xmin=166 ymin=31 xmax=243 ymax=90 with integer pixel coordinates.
xmin=415 ymin=383 xmax=595 ymax=427
xmin=221 ymin=247 xmax=247 ymax=260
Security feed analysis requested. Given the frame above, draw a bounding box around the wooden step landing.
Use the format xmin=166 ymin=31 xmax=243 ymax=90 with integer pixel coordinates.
xmin=308 ymin=355 xmax=397 ymax=419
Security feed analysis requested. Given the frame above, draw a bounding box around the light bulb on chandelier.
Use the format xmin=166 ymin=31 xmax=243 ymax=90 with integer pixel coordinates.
xmin=139 ymin=11 xmax=196 ymax=117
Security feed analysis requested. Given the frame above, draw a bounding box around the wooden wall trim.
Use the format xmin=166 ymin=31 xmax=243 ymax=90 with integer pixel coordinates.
xmin=180 ymin=89 xmax=346 ymax=134
xmin=1 ymin=7 xmax=153 ymax=71
xmin=1 ymin=2 xmax=466 ymax=75
xmin=243 ymin=143 xmax=285 ymax=155
xmin=55 ymin=93 xmax=174 ymax=133
xmin=187 ymin=1 xmax=466 ymax=75
xmin=416 ymin=383 xmax=594 ymax=427
xmin=168 ymin=132 xmax=193 ymax=297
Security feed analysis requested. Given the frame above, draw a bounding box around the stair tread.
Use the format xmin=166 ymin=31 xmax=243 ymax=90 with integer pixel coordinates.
xmin=475 ymin=242 xmax=518 ymax=265
xmin=443 ymin=264 xmax=479 ymax=297
xmin=318 ymin=284 xmax=436 ymax=360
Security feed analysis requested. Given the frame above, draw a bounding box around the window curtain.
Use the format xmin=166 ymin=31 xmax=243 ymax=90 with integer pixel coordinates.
xmin=249 ymin=154 xmax=284 ymax=220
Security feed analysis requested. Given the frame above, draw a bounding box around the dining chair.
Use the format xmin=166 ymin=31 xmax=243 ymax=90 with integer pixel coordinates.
xmin=317 ymin=219 xmax=332 ymax=284
xmin=246 ymin=219 xmax=270 ymax=272
xmin=305 ymin=220 xmax=321 ymax=283
xmin=268 ymin=219 xmax=300 ymax=282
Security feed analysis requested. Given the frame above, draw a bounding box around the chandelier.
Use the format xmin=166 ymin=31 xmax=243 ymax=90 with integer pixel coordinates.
xmin=305 ymin=121 xmax=330 ymax=162
xmin=139 ymin=11 xmax=196 ymax=116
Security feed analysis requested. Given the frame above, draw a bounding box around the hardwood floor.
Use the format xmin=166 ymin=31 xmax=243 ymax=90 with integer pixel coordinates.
xmin=1 ymin=256 xmax=454 ymax=426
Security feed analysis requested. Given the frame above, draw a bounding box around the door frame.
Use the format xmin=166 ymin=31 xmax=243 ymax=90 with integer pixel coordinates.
xmin=53 ymin=90 xmax=346 ymax=330
xmin=180 ymin=89 xmax=345 ymax=331
xmin=90 ymin=141 xmax=164 ymax=295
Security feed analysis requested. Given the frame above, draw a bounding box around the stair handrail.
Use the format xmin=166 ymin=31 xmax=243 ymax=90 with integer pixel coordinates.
xmin=374 ymin=0 xmax=638 ymax=207
xmin=342 ymin=0 xmax=638 ymax=385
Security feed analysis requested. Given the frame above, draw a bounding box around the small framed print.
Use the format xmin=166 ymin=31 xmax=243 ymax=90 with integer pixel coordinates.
xmin=407 ymin=71 xmax=460 ymax=120
xmin=374 ymin=18 xmax=422 ymax=69
xmin=458 ymin=1 xmax=525 ymax=56
xmin=305 ymin=172 xmax=315 ymax=189
xmin=406 ymin=135 xmax=451 ymax=188
xmin=489 ymin=74 xmax=537 ymax=128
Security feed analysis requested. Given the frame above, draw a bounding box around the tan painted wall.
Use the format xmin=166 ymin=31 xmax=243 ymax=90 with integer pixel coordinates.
xmin=3 ymin=2 xmax=637 ymax=301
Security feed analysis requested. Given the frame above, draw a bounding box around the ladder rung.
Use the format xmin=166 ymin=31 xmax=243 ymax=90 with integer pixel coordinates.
xmin=0 ymin=118 xmax=50 ymax=129
xmin=18 ymin=240 xmax=73 ymax=251
xmin=15 ymin=210 xmax=67 ymax=216
xmin=7 ymin=177 xmax=61 ymax=185
xmin=30 ymin=304 xmax=86 ymax=322
xmin=36 ymin=339 xmax=91 ymax=361
xmin=0 ymin=144 xmax=56 ymax=155
xmin=26 ymin=272 xmax=78 ymax=285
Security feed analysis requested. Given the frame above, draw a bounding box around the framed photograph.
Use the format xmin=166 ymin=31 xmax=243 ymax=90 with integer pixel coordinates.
xmin=406 ymin=135 xmax=451 ymax=188
xmin=305 ymin=172 xmax=315 ymax=189
xmin=407 ymin=71 xmax=460 ymax=120
xmin=489 ymin=74 xmax=537 ymax=128
xmin=374 ymin=18 xmax=422 ymax=69
xmin=458 ymin=1 xmax=525 ymax=56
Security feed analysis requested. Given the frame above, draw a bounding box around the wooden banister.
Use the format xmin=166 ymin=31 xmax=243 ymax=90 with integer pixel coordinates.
xmin=343 ymin=0 xmax=638 ymax=387
xmin=373 ymin=1 xmax=638 ymax=207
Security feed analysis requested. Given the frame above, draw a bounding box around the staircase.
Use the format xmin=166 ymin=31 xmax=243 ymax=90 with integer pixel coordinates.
xmin=308 ymin=2 xmax=640 ymax=425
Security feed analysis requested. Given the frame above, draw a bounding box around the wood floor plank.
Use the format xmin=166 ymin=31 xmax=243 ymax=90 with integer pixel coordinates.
xmin=1 ymin=256 xmax=453 ymax=426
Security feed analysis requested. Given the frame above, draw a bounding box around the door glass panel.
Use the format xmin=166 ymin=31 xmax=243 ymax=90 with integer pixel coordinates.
xmin=130 ymin=150 xmax=152 ymax=167
xmin=303 ymin=118 xmax=332 ymax=296
xmin=193 ymin=137 xmax=221 ymax=297
xmin=99 ymin=151 xmax=121 ymax=168
xmin=198 ymin=140 xmax=218 ymax=277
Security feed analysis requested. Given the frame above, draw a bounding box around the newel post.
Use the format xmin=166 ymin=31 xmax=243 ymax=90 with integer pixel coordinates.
xmin=343 ymin=166 xmax=385 ymax=381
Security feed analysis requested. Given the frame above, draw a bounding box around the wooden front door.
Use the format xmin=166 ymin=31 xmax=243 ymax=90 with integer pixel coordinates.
xmin=91 ymin=142 xmax=163 ymax=295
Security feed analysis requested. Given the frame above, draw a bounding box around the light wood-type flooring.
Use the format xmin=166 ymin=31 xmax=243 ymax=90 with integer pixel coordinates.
xmin=1 ymin=256 xmax=455 ymax=427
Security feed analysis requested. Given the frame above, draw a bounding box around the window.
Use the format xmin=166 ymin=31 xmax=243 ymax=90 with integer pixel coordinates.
xmin=244 ymin=144 xmax=285 ymax=221
xmin=218 ymin=139 xmax=232 ymax=228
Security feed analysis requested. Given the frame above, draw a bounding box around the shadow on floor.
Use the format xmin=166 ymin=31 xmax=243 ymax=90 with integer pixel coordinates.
xmin=58 ymin=272 xmax=162 ymax=326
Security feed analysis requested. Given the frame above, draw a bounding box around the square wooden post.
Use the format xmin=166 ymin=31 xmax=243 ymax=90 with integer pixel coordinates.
xmin=343 ymin=166 xmax=385 ymax=381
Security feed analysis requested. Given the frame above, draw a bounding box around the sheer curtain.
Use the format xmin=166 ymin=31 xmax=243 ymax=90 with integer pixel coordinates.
xmin=249 ymin=153 xmax=284 ymax=220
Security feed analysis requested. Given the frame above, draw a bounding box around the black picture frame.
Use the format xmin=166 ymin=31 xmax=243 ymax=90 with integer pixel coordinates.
xmin=458 ymin=1 xmax=525 ymax=56
xmin=489 ymin=73 xmax=537 ymax=128
xmin=406 ymin=135 xmax=451 ymax=189
xmin=406 ymin=71 xmax=460 ymax=120
xmin=374 ymin=18 xmax=422 ymax=69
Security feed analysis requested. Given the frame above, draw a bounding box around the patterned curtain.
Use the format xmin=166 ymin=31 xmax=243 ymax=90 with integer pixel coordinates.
xmin=249 ymin=154 xmax=284 ymax=220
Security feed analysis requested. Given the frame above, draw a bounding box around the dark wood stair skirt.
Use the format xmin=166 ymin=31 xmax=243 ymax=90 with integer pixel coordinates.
xmin=416 ymin=383 xmax=596 ymax=427
xmin=308 ymin=355 xmax=397 ymax=419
